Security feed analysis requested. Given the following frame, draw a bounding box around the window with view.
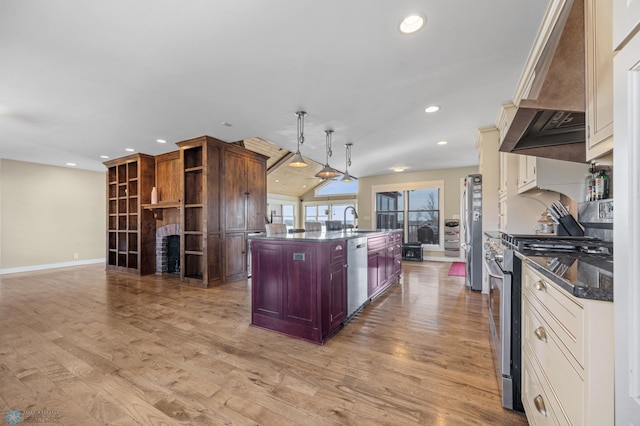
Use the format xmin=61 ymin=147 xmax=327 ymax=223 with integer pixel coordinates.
xmin=303 ymin=202 xmax=357 ymax=231
xmin=373 ymin=181 xmax=443 ymax=247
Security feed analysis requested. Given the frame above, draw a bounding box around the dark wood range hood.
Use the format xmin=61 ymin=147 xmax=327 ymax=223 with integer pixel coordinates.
xmin=500 ymin=0 xmax=587 ymax=163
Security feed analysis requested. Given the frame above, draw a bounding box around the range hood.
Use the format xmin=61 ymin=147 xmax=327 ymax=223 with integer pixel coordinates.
xmin=500 ymin=0 xmax=587 ymax=163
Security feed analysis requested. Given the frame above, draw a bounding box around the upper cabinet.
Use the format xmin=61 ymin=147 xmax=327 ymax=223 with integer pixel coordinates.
xmin=517 ymin=155 xmax=588 ymax=202
xmin=613 ymin=0 xmax=640 ymax=50
xmin=585 ymin=0 xmax=614 ymax=161
xmin=224 ymin=151 xmax=267 ymax=232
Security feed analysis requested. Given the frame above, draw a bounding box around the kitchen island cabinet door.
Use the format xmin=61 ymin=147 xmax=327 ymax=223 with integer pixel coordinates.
xmin=325 ymin=255 xmax=347 ymax=332
xmin=367 ymin=246 xmax=387 ymax=298
xmin=251 ymin=243 xmax=284 ymax=319
xmin=283 ymin=245 xmax=318 ymax=329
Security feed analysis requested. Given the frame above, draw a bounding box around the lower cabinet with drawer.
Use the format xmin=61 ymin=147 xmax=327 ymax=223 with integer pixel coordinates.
xmin=251 ymin=239 xmax=347 ymax=344
xmin=521 ymin=262 xmax=613 ymax=425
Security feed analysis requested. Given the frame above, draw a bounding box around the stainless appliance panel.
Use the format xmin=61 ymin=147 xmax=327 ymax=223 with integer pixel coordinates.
xmin=347 ymin=237 xmax=369 ymax=318
xmin=462 ymin=174 xmax=483 ymax=291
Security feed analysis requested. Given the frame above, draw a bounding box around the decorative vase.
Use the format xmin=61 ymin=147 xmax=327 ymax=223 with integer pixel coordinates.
xmin=151 ymin=187 xmax=158 ymax=204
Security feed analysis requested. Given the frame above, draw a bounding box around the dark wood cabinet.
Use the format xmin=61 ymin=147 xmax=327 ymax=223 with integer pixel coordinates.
xmin=104 ymin=154 xmax=156 ymax=275
xmin=106 ymin=136 xmax=267 ymax=287
xmin=177 ymin=136 xmax=267 ymax=287
xmin=221 ymin=144 xmax=267 ymax=283
xmin=367 ymin=231 xmax=402 ymax=298
xmin=326 ymin=250 xmax=347 ymax=331
xmin=225 ymin=232 xmax=248 ymax=282
xmin=251 ymin=239 xmax=346 ymax=344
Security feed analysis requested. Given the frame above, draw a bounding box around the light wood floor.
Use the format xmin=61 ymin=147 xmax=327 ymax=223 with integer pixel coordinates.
xmin=0 ymin=262 xmax=528 ymax=425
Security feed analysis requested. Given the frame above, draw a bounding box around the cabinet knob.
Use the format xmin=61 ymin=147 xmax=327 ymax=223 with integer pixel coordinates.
xmin=534 ymin=280 xmax=546 ymax=291
xmin=533 ymin=395 xmax=547 ymax=417
xmin=534 ymin=326 xmax=547 ymax=342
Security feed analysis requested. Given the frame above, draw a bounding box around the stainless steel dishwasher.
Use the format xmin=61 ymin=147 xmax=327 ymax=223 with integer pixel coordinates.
xmin=347 ymin=237 xmax=369 ymax=319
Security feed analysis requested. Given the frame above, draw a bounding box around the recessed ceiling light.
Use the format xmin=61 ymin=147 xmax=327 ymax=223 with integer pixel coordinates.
xmin=425 ymin=105 xmax=440 ymax=113
xmin=125 ymin=148 xmax=135 ymax=152
xmin=392 ymin=166 xmax=407 ymax=172
xmin=275 ymin=179 xmax=280 ymax=183
xmin=303 ymin=185 xmax=307 ymax=188
xmin=100 ymin=155 xmax=109 ymax=159
xmin=66 ymin=162 xmax=76 ymax=166
xmin=437 ymin=140 xmax=448 ymax=145
xmin=400 ymin=14 xmax=425 ymax=34
xmin=156 ymin=139 xmax=166 ymax=144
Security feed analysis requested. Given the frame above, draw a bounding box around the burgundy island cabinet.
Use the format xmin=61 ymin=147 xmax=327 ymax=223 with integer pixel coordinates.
xmin=250 ymin=230 xmax=402 ymax=344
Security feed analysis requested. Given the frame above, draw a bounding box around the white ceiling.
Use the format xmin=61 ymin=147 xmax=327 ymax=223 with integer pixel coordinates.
xmin=0 ymin=0 xmax=548 ymax=179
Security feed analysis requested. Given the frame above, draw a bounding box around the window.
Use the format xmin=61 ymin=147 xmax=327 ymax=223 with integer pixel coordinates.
xmin=373 ymin=181 xmax=444 ymax=248
xmin=303 ymin=201 xmax=357 ymax=231
xmin=268 ymin=203 xmax=296 ymax=229
xmin=315 ymin=179 xmax=358 ymax=196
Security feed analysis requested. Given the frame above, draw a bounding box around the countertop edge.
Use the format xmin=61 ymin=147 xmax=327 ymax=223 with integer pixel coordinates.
xmin=516 ymin=251 xmax=613 ymax=302
xmin=248 ymin=229 xmax=400 ymax=242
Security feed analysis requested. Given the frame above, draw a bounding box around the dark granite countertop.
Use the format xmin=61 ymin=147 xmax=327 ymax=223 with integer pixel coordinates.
xmin=515 ymin=251 xmax=613 ymax=302
xmin=249 ymin=229 xmax=398 ymax=242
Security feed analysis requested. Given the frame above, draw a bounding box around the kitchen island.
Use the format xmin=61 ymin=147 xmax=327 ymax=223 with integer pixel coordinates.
xmin=249 ymin=229 xmax=402 ymax=344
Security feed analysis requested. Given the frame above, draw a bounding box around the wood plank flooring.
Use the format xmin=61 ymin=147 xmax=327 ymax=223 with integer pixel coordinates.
xmin=0 ymin=262 xmax=528 ymax=425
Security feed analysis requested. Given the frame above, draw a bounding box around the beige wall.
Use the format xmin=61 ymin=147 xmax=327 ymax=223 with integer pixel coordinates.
xmin=0 ymin=159 xmax=105 ymax=270
xmin=357 ymin=166 xmax=478 ymax=258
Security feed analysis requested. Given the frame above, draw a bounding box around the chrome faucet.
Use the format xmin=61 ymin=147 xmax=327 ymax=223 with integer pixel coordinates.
xmin=344 ymin=206 xmax=358 ymax=231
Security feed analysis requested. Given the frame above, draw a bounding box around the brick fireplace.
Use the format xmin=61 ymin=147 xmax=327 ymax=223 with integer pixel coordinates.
xmin=156 ymin=224 xmax=180 ymax=274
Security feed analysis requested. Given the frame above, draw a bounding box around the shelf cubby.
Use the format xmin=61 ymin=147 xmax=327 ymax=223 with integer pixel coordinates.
xmin=183 ymin=146 xmax=203 ymax=169
xmin=104 ymin=154 xmax=157 ymax=275
xmin=117 ymin=165 xmax=127 ymax=184
xmin=185 ymin=234 xmax=203 ymax=252
xmin=128 ymin=180 xmax=138 ymax=197
xmin=128 ymin=198 xmax=138 ymax=215
xmin=127 ymin=162 xmax=138 ymax=179
xmin=184 ymin=254 xmax=204 ymax=279
xmin=184 ymin=207 xmax=203 ymax=232
xmin=183 ymin=171 xmax=203 ymax=204
xmin=108 ymin=232 xmax=116 ymax=250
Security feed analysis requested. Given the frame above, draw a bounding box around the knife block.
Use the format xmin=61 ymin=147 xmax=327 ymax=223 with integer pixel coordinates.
xmin=557 ymin=215 xmax=584 ymax=236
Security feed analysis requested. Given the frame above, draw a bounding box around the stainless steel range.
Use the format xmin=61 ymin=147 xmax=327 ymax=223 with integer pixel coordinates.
xmin=484 ymin=201 xmax=613 ymax=412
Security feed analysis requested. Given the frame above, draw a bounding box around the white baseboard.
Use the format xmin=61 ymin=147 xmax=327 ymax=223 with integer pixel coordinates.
xmin=0 ymin=258 xmax=105 ymax=275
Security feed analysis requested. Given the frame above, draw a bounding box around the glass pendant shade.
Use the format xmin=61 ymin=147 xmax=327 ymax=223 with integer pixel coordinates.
xmin=315 ymin=130 xmax=340 ymax=179
xmin=290 ymin=111 xmax=308 ymax=168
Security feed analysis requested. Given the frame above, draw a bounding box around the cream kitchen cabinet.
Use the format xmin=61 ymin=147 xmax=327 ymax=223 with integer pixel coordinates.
xmin=613 ymin=0 xmax=640 ymax=51
xmin=500 ymin=153 xmax=558 ymax=234
xmin=521 ymin=262 xmax=613 ymax=426
xmin=517 ymin=155 xmax=588 ymax=202
xmin=585 ymin=0 xmax=614 ymax=161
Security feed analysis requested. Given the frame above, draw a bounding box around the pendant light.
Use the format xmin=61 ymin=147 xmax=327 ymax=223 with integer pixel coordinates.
xmin=315 ymin=130 xmax=340 ymax=179
xmin=290 ymin=111 xmax=308 ymax=168
xmin=341 ymin=143 xmax=353 ymax=182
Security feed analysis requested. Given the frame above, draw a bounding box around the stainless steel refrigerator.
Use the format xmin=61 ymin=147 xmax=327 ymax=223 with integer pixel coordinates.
xmin=461 ymin=174 xmax=483 ymax=291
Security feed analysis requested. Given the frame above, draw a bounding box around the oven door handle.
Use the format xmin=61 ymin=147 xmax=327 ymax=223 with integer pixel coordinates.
xmin=483 ymin=256 xmax=504 ymax=279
